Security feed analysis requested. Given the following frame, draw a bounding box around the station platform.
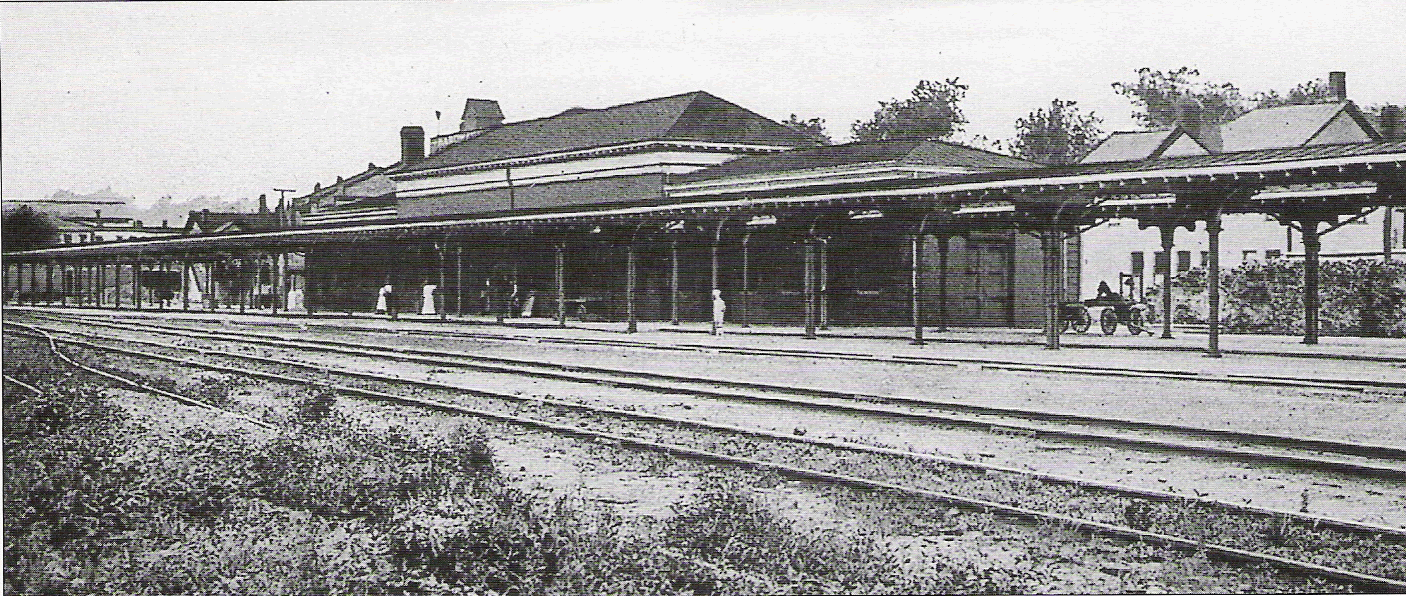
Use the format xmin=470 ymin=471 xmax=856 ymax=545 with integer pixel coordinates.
xmin=7 ymin=305 xmax=1405 ymax=384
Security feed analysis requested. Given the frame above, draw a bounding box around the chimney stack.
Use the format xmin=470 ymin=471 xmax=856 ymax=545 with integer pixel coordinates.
xmin=401 ymin=126 xmax=426 ymax=165
xmin=258 ymin=193 xmax=269 ymax=214
xmin=1329 ymin=71 xmax=1347 ymax=102
xmin=1381 ymin=105 xmax=1404 ymax=141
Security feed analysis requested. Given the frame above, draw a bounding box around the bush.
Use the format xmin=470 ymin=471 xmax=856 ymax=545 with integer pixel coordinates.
xmin=1147 ymin=259 xmax=1406 ymax=336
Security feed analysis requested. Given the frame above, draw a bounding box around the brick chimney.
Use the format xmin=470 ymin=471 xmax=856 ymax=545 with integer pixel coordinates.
xmin=258 ymin=193 xmax=269 ymax=214
xmin=1379 ymin=105 xmax=1403 ymax=141
xmin=401 ymin=126 xmax=426 ymax=165
xmin=1330 ymin=71 xmax=1347 ymax=102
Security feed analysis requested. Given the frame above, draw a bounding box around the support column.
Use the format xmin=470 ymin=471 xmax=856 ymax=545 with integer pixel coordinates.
xmin=741 ymin=233 xmax=751 ymax=328
xmin=1042 ymin=230 xmax=1062 ymax=350
xmin=182 ymin=259 xmax=190 ymax=310
xmin=911 ymin=234 xmax=925 ymax=346
xmin=438 ymin=242 xmax=447 ymax=321
xmin=669 ymin=239 xmax=680 ymax=325
xmin=134 ymin=262 xmax=143 ymax=309
xmin=456 ymin=243 xmax=464 ymax=316
xmin=803 ymin=237 xmax=817 ymax=339
xmin=114 ymin=264 xmax=123 ymax=309
xmin=270 ymin=255 xmax=280 ymax=315
xmin=207 ymin=260 xmax=215 ymax=311
xmin=1205 ymin=212 xmax=1223 ymax=358
xmin=626 ymin=243 xmax=638 ymax=334
xmin=1385 ymin=207 xmax=1395 ymax=262
xmin=240 ymin=258 xmax=249 ymax=314
xmin=98 ymin=263 xmax=106 ymax=307
xmin=710 ymin=226 xmax=721 ymax=335
xmin=1158 ymin=226 xmax=1176 ymax=339
xmin=1302 ymin=219 xmax=1321 ymax=345
xmin=819 ymin=237 xmax=830 ymax=330
xmin=555 ymin=242 xmax=566 ymax=327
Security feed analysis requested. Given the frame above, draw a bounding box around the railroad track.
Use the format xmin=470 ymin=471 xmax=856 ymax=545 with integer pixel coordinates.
xmin=19 ymin=312 xmax=1406 ymax=478
xmin=39 ymin=309 xmax=1406 ymax=394
xmin=7 ymin=318 xmax=1406 ymax=591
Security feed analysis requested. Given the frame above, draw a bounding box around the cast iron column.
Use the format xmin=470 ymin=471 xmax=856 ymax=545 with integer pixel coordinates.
xmin=910 ymin=233 xmax=925 ymax=345
xmin=741 ymin=233 xmax=751 ymax=328
xmin=1043 ymin=231 xmax=1062 ymax=350
xmin=438 ymin=242 xmax=447 ymax=320
xmin=1385 ymin=207 xmax=1394 ymax=262
xmin=1302 ymin=219 xmax=1321 ymax=345
xmin=456 ymin=243 xmax=464 ymax=316
xmin=1159 ymin=226 xmax=1175 ymax=339
xmin=1206 ymin=212 xmax=1223 ymax=358
xmin=555 ymin=243 xmax=566 ymax=327
xmin=804 ymin=236 xmax=817 ymax=339
xmin=819 ymin=237 xmax=829 ymax=330
xmin=626 ymin=243 xmax=638 ymax=334
xmin=669 ymin=239 xmax=680 ymax=325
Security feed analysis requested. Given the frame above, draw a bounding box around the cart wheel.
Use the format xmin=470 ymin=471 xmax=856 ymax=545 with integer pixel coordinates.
xmin=1127 ymin=308 xmax=1148 ymax=335
xmin=1072 ymin=307 xmax=1092 ymax=334
xmin=1099 ymin=308 xmax=1118 ymax=335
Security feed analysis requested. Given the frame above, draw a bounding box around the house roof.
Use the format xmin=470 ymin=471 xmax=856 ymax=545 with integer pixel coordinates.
xmin=676 ymin=139 xmax=1041 ymax=183
xmin=1216 ymin=101 xmax=1376 ymax=152
xmin=1081 ymin=129 xmax=1181 ymax=164
xmin=462 ymin=99 xmax=504 ymax=120
xmin=184 ymin=210 xmax=280 ymax=235
xmin=399 ymin=91 xmax=820 ymax=174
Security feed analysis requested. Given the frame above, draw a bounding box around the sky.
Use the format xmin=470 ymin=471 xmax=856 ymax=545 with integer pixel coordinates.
xmin=3 ymin=0 xmax=1404 ymax=207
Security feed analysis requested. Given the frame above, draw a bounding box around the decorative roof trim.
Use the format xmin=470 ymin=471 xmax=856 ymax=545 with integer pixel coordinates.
xmin=391 ymin=140 xmax=793 ymax=181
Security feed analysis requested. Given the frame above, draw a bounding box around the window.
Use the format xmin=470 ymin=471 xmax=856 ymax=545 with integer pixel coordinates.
xmin=94 ymin=235 xmax=103 ymax=242
xmin=62 ymin=234 xmax=72 ymax=244
xmin=1242 ymin=250 xmax=1259 ymax=262
xmin=1265 ymin=249 xmax=1282 ymax=260
xmin=1130 ymin=252 xmax=1145 ymax=275
xmin=1153 ymin=251 xmax=1169 ymax=275
xmin=1200 ymin=251 xmax=1209 ymax=266
xmin=1176 ymin=250 xmax=1191 ymax=273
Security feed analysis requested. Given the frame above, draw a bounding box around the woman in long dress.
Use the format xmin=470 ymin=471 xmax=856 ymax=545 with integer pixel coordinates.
xmin=376 ymin=284 xmax=392 ymax=314
xmin=421 ymin=284 xmax=437 ymax=315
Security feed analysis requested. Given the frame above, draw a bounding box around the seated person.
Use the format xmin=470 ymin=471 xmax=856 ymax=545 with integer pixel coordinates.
xmin=1095 ymin=281 xmax=1122 ymax=301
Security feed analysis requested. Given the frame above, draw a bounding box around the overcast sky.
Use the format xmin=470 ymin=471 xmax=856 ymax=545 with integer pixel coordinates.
xmin=3 ymin=0 xmax=1403 ymax=206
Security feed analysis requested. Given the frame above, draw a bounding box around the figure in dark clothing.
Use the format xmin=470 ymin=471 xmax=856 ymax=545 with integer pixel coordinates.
xmin=1096 ymin=281 xmax=1120 ymax=301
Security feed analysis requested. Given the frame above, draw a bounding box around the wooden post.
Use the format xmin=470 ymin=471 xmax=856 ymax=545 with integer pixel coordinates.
xmin=911 ymin=234 xmax=925 ymax=345
xmin=626 ymin=243 xmax=638 ymax=334
xmin=207 ymin=260 xmax=215 ymax=311
xmin=803 ymin=237 xmax=817 ymax=339
xmin=1206 ymin=212 xmax=1223 ymax=358
xmin=114 ymin=264 xmax=122 ymax=309
xmin=1302 ymin=218 xmax=1321 ymax=345
xmin=1159 ymin=226 xmax=1175 ymax=339
xmin=438 ymin=242 xmax=447 ymax=320
xmin=556 ymin=242 xmax=566 ymax=327
xmin=710 ymin=225 xmax=721 ymax=335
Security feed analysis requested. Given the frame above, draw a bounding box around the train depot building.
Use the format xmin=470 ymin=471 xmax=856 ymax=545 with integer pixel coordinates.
xmin=5 ymin=87 xmax=1406 ymax=355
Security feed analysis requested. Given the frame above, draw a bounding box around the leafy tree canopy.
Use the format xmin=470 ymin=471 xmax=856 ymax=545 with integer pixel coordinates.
xmin=1248 ymin=77 xmax=1340 ymax=109
xmin=1010 ymin=99 xmax=1105 ymax=165
xmin=1111 ymin=67 xmax=1247 ymax=130
xmin=2 ymin=205 xmax=59 ymax=252
xmin=780 ymin=114 xmax=832 ymax=145
xmin=852 ymin=78 xmax=969 ymax=142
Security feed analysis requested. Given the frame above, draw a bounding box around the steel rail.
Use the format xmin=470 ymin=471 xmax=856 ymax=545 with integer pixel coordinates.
xmin=63 ymin=310 xmax=1403 ymax=393
xmin=4 ymin=373 xmax=44 ymax=396
xmin=4 ymin=323 xmax=274 ymax=430
xmin=17 ymin=319 xmax=1406 ymax=543
xmin=19 ymin=321 xmax=1406 ymax=592
xmin=23 ymin=313 xmax=1406 ymax=469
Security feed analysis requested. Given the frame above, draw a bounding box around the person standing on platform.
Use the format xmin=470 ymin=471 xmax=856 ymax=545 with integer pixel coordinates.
xmin=421 ymin=283 xmax=437 ymax=315
xmin=376 ymin=283 xmax=395 ymax=318
xmin=712 ymin=289 xmax=726 ymax=335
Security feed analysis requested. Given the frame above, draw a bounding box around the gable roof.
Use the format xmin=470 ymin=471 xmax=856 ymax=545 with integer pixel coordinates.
xmin=677 ymin=139 xmax=1041 ymax=183
xmin=184 ymin=210 xmax=280 ymax=235
xmin=1080 ymin=128 xmax=1215 ymax=164
xmin=1218 ymin=101 xmax=1378 ymax=152
xmin=399 ymin=91 xmax=820 ymax=174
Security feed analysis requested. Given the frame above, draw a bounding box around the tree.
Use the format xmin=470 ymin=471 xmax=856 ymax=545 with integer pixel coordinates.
xmin=852 ymin=78 xmax=969 ymax=142
xmin=1248 ymin=78 xmax=1339 ymax=109
xmin=1111 ymin=67 xmax=1247 ymax=130
xmin=2 ymin=205 xmax=59 ymax=252
xmin=780 ymin=114 xmax=832 ymax=145
xmin=1010 ymin=99 xmax=1105 ymax=165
